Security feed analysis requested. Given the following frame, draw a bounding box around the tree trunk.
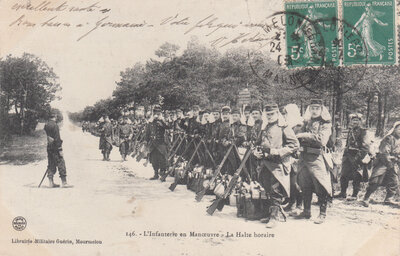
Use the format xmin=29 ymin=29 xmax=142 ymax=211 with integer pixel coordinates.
xmin=20 ymin=90 xmax=27 ymax=135
xmin=366 ymin=94 xmax=372 ymax=128
xmin=375 ymin=91 xmax=384 ymax=137
xmin=334 ymin=82 xmax=343 ymax=147
xmin=383 ymin=90 xmax=388 ymax=134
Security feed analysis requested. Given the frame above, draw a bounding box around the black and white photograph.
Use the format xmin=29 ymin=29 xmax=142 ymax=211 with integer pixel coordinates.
xmin=0 ymin=0 xmax=399 ymax=255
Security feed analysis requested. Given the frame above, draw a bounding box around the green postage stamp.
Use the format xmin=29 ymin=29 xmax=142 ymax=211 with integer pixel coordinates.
xmin=285 ymin=0 xmax=339 ymax=68
xmin=343 ymin=0 xmax=396 ymax=65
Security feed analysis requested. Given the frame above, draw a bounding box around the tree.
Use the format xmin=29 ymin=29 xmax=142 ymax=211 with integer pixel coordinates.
xmin=0 ymin=53 xmax=60 ymax=134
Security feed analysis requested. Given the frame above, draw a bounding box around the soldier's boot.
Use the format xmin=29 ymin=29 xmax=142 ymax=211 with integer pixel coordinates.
xmin=122 ymin=154 xmax=127 ymax=161
xmin=296 ymin=191 xmax=312 ymax=219
xmin=150 ymin=169 xmax=159 ymax=180
xmin=61 ymin=176 xmax=72 ymax=188
xmin=266 ymin=206 xmax=279 ymax=229
xmin=48 ymin=177 xmax=60 ymax=188
xmin=334 ymin=179 xmax=348 ymax=199
xmin=348 ymin=188 xmax=360 ymax=201
xmin=314 ymin=201 xmax=327 ymax=224
xmin=283 ymin=198 xmax=294 ymax=212
xmin=106 ymin=152 xmax=111 ymax=161
xmin=384 ymin=190 xmax=397 ymax=206
xmin=102 ymin=152 xmax=107 ymax=161
xmin=295 ymin=209 xmax=311 ymax=219
xmin=361 ymin=185 xmax=376 ymax=207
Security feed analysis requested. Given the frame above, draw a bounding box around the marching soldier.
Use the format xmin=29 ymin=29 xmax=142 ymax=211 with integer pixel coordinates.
xmin=335 ymin=113 xmax=372 ymax=200
xmin=144 ymin=105 xmax=171 ymax=180
xmin=99 ymin=115 xmax=113 ymax=161
xmin=296 ymin=99 xmax=333 ymax=224
xmin=118 ymin=116 xmax=133 ymax=161
xmin=44 ymin=111 xmax=71 ymax=188
xmin=253 ymin=104 xmax=299 ymax=228
xmin=362 ymin=121 xmax=400 ymax=207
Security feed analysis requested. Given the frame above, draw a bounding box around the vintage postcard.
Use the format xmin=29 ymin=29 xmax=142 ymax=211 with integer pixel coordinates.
xmin=0 ymin=0 xmax=399 ymax=255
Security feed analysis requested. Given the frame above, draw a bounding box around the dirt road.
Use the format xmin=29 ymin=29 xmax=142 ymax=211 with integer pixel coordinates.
xmin=0 ymin=118 xmax=399 ymax=256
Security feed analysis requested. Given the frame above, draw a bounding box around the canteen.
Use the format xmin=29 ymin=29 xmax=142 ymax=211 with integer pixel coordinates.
xmin=213 ymin=182 xmax=225 ymax=198
xmin=229 ymin=192 xmax=237 ymax=206
xmin=205 ymin=169 xmax=213 ymax=178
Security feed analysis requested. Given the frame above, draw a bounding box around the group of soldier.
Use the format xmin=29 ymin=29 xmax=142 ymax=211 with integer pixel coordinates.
xmin=79 ymin=99 xmax=399 ymax=228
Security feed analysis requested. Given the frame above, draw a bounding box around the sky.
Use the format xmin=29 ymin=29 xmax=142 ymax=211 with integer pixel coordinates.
xmin=0 ymin=0 xmax=285 ymax=112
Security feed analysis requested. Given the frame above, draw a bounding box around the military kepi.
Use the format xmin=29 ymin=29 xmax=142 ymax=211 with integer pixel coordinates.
xmin=153 ymin=105 xmax=162 ymax=113
xmin=310 ymin=98 xmax=323 ymax=106
xmin=221 ymin=106 xmax=231 ymax=113
xmin=264 ymin=103 xmax=279 ymax=113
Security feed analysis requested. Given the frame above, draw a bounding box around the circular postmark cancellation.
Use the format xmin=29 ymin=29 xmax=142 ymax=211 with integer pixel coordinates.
xmin=12 ymin=216 xmax=27 ymax=231
xmin=246 ymin=8 xmax=369 ymax=96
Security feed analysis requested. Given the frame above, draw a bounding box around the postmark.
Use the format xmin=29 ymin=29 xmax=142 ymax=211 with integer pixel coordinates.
xmin=343 ymin=0 xmax=396 ymax=65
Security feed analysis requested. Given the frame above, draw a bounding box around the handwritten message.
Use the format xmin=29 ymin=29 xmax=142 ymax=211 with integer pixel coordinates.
xmin=7 ymin=0 xmax=285 ymax=51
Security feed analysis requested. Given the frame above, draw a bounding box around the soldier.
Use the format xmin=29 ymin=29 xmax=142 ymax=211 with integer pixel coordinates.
xmin=362 ymin=121 xmax=400 ymax=207
xmin=243 ymin=105 xmax=264 ymax=181
xmin=44 ymin=111 xmax=71 ymax=188
xmin=243 ymin=105 xmax=251 ymax=125
xmin=216 ymin=106 xmax=236 ymax=174
xmin=253 ymin=104 xmax=299 ymax=228
xmin=118 ymin=116 xmax=133 ymax=161
xmin=296 ymin=99 xmax=332 ymax=224
xmin=231 ymin=108 xmax=246 ymax=147
xmin=144 ymin=105 xmax=171 ymax=180
xmin=335 ymin=113 xmax=372 ymax=200
xmin=282 ymin=104 xmax=304 ymax=215
xmin=99 ymin=115 xmax=113 ymax=161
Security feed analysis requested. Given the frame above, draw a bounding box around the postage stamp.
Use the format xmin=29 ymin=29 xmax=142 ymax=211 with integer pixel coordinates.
xmin=342 ymin=0 xmax=396 ymax=65
xmin=285 ymin=0 xmax=339 ymax=68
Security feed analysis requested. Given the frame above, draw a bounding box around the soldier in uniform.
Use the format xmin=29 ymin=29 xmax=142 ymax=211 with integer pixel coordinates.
xmin=216 ymin=106 xmax=238 ymax=175
xmin=296 ymin=99 xmax=332 ymax=224
xmin=243 ymin=105 xmax=251 ymax=126
xmin=253 ymin=104 xmax=299 ymax=228
xmin=243 ymin=105 xmax=264 ymax=181
xmin=335 ymin=113 xmax=372 ymax=200
xmin=44 ymin=111 xmax=71 ymax=188
xmin=99 ymin=115 xmax=113 ymax=161
xmin=230 ymin=108 xmax=246 ymax=147
xmin=144 ymin=105 xmax=171 ymax=180
xmin=118 ymin=116 xmax=133 ymax=161
xmin=282 ymin=104 xmax=304 ymax=215
xmin=362 ymin=121 xmax=400 ymax=207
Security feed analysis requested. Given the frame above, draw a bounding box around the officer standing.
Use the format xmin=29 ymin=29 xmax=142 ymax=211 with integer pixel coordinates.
xmin=44 ymin=111 xmax=71 ymax=188
xmin=99 ymin=115 xmax=113 ymax=161
xmin=145 ymin=105 xmax=170 ymax=180
xmin=253 ymin=104 xmax=299 ymax=228
xmin=296 ymin=99 xmax=332 ymax=224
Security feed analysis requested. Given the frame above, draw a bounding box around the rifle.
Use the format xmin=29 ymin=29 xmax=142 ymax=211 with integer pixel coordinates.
xmin=38 ymin=169 xmax=48 ymax=188
xmin=130 ymin=128 xmax=144 ymax=157
xmin=195 ymin=143 xmax=234 ymax=202
xmin=160 ymin=136 xmax=188 ymax=182
xmin=206 ymin=147 xmax=252 ymax=215
xmin=169 ymin=134 xmax=183 ymax=153
xmin=169 ymin=140 xmax=202 ymax=191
